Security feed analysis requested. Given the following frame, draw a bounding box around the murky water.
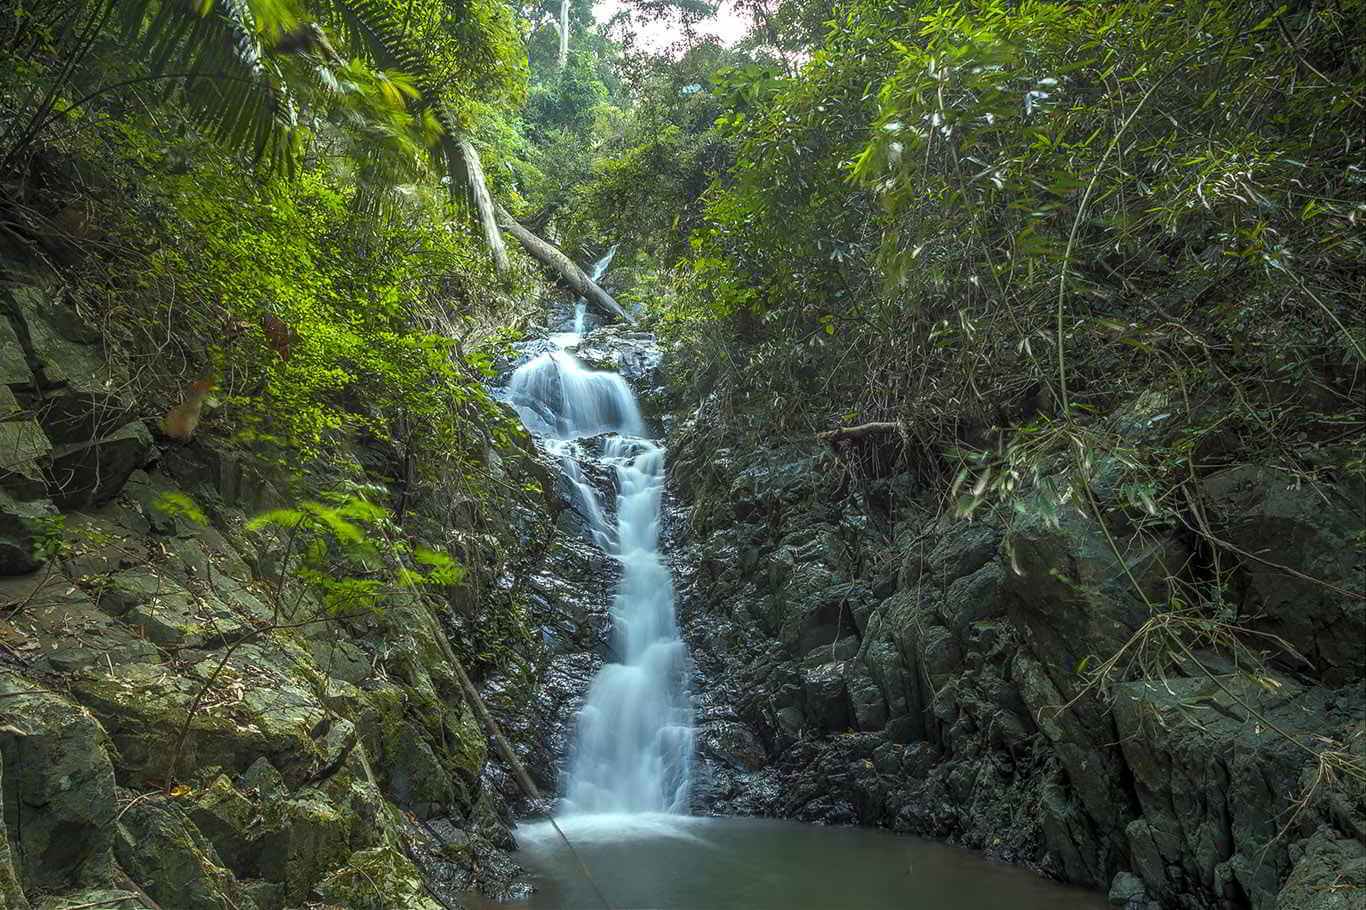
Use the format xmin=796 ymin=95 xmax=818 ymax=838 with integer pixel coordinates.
xmin=477 ymin=814 xmax=1109 ymax=910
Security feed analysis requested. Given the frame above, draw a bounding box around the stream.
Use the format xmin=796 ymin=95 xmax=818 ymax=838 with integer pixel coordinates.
xmin=490 ymin=275 xmax=1109 ymax=910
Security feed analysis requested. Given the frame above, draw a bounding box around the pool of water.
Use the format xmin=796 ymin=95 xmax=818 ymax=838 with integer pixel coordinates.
xmin=477 ymin=814 xmax=1110 ymax=910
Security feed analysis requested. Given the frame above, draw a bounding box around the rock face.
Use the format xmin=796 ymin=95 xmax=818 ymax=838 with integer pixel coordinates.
xmin=666 ymin=391 xmax=1366 ymax=910
xmin=2 ymin=282 xmax=150 ymax=574
xmin=0 ymin=276 xmax=559 ymax=909
xmin=0 ymin=674 xmax=117 ymax=894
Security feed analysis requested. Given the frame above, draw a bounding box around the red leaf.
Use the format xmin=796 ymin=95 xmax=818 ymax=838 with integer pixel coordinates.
xmin=262 ymin=313 xmax=291 ymax=361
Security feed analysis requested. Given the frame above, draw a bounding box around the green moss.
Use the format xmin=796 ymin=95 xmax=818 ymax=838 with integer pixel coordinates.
xmin=314 ymin=846 xmax=443 ymax=910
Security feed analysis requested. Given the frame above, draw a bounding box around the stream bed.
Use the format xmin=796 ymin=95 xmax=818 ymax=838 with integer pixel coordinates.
xmin=476 ymin=814 xmax=1109 ymax=910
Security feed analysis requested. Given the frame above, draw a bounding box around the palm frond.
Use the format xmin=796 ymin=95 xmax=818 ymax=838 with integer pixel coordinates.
xmin=109 ymin=0 xmax=507 ymax=265
xmin=316 ymin=0 xmax=510 ymax=267
xmin=325 ymin=0 xmax=431 ymax=96
xmin=118 ymin=0 xmax=300 ymax=171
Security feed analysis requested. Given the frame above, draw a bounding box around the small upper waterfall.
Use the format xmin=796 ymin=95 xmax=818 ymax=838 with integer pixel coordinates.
xmin=551 ymin=245 xmax=617 ymax=349
xmin=504 ymin=262 xmax=692 ymax=816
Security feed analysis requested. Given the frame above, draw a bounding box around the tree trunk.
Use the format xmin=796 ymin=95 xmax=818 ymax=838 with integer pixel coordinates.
xmin=495 ymin=203 xmax=634 ymax=324
xmin=558 ymin=0 xmax=569 ymax=69
xmin=450 ymin=136 xmax=510 ymax=274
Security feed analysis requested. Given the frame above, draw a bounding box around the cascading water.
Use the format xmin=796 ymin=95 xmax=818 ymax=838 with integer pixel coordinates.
xmin=504 ymin=267 xmax=692 ymax=817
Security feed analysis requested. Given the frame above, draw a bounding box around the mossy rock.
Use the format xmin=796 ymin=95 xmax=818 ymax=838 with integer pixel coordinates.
xmin=0 ymin=418 xmax=51 ymax=500
xmin=69 ymin=644 xmax=328 ymax=788
xmin=0 ymin=674 xmax=117 ymax=895
xmin=58 ymin=511 xmax=152 ymax=580
xmin=0 ymin=573 xmax=158 ymax=672
xmin=313 ymin=846 xmax=444 ymax=910
xmin=0 ymin=752 xmax=31 ymax=910
xmin=31 ymin=889 xmax=146 ymax=910
xmin=0 ymin=489 xmax=58 ymax=576
xmin=114 ymin=792 xmax=260 ymax=910
xmin=179 ymin=752 xmax=401 ymax=908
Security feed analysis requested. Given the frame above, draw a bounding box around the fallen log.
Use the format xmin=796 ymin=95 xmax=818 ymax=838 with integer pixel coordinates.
xmin=495 ymin=203 xmax=635 ymax=325
xmin=817 ymin=420 xmax=908 ymax=448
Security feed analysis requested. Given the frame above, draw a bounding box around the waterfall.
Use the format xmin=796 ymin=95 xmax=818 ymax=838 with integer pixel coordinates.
xmin=506 ymin=351 xmax=643 ymax=440
xmin=505 ymin=333 xmax=693 ymax=816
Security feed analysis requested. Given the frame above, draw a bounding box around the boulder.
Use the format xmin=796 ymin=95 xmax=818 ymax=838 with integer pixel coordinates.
xmin=800 ymin=660 xmax=850 ymax=732
xmin=1276 ymin=828 xmax=1366 ymax=910
xmin=0 ymin=673 xmax=117 ymax=894
xmin=114 ymin=793 xmax=261 ymax=910
xmin=0 ymin=490 xmax=58 ymax=575
xmin=1111 ymin=668 xmax=1363 ymax=909
xmin=93 ymin=568 xmax=253 ymax=651
xmin=180 ymin=762 xmax=391 ymax=905
xmin=45 ymin=420 xmax=153 ymax=508
xmin=0 ymin=418 xmax=50 ymax=499
xmin=1107 ymin=870 xmax=1152 ymax=909
xmin=1004 ymin=505 xmax=1186 ymax=677
xmin=1200 ymin=464 xmax=1365 ymax=685
xmin=698 ymin=721 xmax=768 ymax=771
xmin=3 ymin=286 xmax=132 ymax=443
xmin=69 ymin=642 xmax=329 ymax=788
xmin=314 ymin=845 xmax=444 ymax=910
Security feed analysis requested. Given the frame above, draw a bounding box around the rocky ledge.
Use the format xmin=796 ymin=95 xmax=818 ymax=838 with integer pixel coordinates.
xmin=0 ymin=276 xmax=566 ymax=910
xmin=667 ymin=393 xmax=1365 ymax=910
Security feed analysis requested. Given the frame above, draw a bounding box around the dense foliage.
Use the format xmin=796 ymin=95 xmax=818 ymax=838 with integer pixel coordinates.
xmin=0 ymin=0 xmax=558 ymax=671
xmin=554 ymin=0 xmax=1366 ymax=748
xmin=3 ymin=0 xmax=1362 ymax=779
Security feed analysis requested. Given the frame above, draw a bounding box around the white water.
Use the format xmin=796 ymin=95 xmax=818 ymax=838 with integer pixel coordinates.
xmin=504 ymin=301 xmax=692 ymax=816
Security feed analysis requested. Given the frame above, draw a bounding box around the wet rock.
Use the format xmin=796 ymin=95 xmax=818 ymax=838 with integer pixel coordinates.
xmin=573 ymin=325 xmax=663 ymax=385
xmin=1004 ymin=505 xmax=1185 ymax=673
xmin=699 ymin=721 xmax=768 ymax=771
xmin=846 ymin=654 xmax=888 ymax=732
xmin=0 ymin=673 xmax=117 ymax=895
xmin=800 ymin=660 xmax=850 ymax=732
xmin=1107 ymin=871 xmax=1151 ymax=909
